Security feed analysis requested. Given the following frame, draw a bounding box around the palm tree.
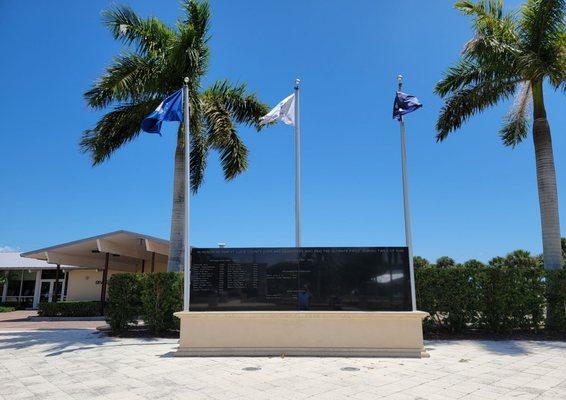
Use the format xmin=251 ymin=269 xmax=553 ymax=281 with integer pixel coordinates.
xmin=81 ymin=1 xmax=269 ymax=272
xmin=435 ymin=0 xmax=565 ymax=270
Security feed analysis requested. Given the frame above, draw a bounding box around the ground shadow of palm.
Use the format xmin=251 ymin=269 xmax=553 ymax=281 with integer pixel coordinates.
xmin=0 ymin=329 xmax=166 ymax=356
xmin=427 ymin=339 xmax=566 ymax=356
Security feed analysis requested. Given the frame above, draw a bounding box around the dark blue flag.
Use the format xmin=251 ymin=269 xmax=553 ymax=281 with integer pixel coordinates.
xmin=141 ymin=89 xmax=183 ymax=134
xmin=393 ymin=91 xmax=422 ymax=121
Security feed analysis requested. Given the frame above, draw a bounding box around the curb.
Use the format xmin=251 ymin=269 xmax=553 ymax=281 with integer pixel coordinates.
xmin=28 ymin=316 xmax=106 ymax=321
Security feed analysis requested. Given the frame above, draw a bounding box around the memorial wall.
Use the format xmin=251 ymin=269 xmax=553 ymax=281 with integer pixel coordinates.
xmin=190 ymin=247 xmax=412 ymax=311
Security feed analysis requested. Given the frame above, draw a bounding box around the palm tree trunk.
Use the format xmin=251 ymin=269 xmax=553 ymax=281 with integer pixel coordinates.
xmin=167 ymin=138 xmax=185 ymax=272
xmin=532 ymin=80 xmax=562 ymax=270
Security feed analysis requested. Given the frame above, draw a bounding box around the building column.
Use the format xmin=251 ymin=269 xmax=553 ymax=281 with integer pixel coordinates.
xmin=53 ymin=264 xmax=60 ymax=303
xmin=100 ymin=252 xmax=110 ymax=314
xmin=60 ymin=271 xmax=66 ymax=301
xmin=18 ymin=270 xmax=24 ymax=305
xmin=151 ymin=252 xmax=156 ymax=273
xmin=32 ymin=270 xmax=41 ymax=309
xmin=1 ymin=271 xmax=8 ymax=303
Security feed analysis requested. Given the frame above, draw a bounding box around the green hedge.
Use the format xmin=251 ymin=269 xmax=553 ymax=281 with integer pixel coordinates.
xmin=141 ymin=272 xmax=183 ymax=335
xmin=546 ymin=269 xmax=566 ymax=331
xmin=106 ymin=266 xmax=564 ymax=336
xmin=0 ymin=301 xmax=31 ymax=310
xmin=416 ymin=266 xmax=480 ymax=333
xmin=477 ymin=266 xmax=545 ymax=333
xmin=106 ymin=274 xmax=143 ymax=333
xmin=106 ymin=272 xmax=183 ymax=334
xmin=0 ymin=306 xmax=15 ymax=313
xmin=417 ymin=265 xmax=550 ymax=333
xmin=38 ymin=301 xmax=101 ymax=317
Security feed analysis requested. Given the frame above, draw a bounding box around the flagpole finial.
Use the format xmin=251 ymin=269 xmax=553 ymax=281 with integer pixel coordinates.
xmin=295 ymin=78 xmax=300 ymax=89
xmin=184 ymin=76 xmax=189 ymax=84
xmin=397 ymin=74 xmax=403 ymax=91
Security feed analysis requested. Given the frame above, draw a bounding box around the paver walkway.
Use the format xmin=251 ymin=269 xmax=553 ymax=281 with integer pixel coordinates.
xmin=0 ymin=311 xmax=102 ymax=331
xmin=0 ymin=328 xmax=564 ymax=399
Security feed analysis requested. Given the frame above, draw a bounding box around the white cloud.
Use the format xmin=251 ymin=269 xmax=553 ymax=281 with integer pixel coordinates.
xmin=0 ymin=245 xmax=18 ymax=253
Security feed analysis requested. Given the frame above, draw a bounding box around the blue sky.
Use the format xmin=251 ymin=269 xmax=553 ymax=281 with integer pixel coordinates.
xmin=0 ymin=0 xmax=564 ymax=263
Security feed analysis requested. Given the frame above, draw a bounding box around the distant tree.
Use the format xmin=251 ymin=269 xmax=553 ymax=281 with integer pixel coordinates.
xmin=488 ymin=256 xmax=505 ymax=268
xmin=435 ymin=0 xmax=565 ymax=270
xmin=463 ymin=259 xmax=486 ymax=268
xmin=413 ymin=256 xmax=430 ymax=269
xmin=489 ymin=249 xmax=541 ymax=268
xmin=562 ymin=237 xmax=566 ymax=261
xmin=436 ymin=256 xmax=456 ymax=268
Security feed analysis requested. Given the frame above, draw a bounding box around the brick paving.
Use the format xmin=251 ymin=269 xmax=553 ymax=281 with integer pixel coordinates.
xmin=0 ymin=311 xmax=102 ymax=331
xmin=0 ymin=327 xmax=564 ymax=399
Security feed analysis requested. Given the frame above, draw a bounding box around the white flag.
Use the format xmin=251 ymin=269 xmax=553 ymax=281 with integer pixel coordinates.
xmin=259 ymin=93 xmax=295 ymax=126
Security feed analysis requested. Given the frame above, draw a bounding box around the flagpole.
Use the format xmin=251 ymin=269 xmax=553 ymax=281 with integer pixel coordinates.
xmin=294 ymin=79 xmax=301 ymax=248
xmin=398 ymin=74 xmax=417 ymax=312
xmin=183 ymin=77 xmax=191 ymax=312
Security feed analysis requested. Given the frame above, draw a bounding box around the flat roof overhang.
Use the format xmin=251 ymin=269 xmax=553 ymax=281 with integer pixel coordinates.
xmin=21 ymin=230 xmax=169 ymax=272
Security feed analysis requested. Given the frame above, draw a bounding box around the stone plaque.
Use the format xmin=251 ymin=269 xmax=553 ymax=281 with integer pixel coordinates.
xmin=190 ymin=247 xmax=411 ymax=311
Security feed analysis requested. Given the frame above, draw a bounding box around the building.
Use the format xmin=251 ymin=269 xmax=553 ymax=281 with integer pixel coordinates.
xmin=0 ymin=253 xmax=75 ymax=308
xmin=1 ymin=230 xmax=169 ymax=309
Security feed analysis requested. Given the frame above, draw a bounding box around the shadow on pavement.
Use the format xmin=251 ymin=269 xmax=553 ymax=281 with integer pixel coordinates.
xmin=0 ymin=329 xmax=169 ymax=357
xmin=428 ymin=339 xmax=566 ymax=356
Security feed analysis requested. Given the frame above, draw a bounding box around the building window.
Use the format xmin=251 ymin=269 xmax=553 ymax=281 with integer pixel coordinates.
xmin=6 ymin=271 xmax=22 ymax=298
xmin=5 ymin=270 xmax=37 ymax=306
xmin=21 ymin=270 xmax=36 ymax=298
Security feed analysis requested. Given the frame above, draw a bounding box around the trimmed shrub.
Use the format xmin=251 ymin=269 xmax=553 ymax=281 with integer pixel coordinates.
xmin=477 ymin=266 xmax=545 ymax=333
xmin=106 ymin=273 xmax=143 ymax=333
xmin=416 ymin=266 xmax=480 ymax=333
xmin=0 ymin=301 xmax=28 ymax=310
xmin=546 ymin=269 xmax=566 ymax=331
xmin=0 ymin=306 xmax=15 ymax=313
xmin=417 ymin=264 xmax=547 ymax=333
xmin=141 ymin=272 xmax=182 ymax=335
xmin=38 ymin=301 xmax=101 ymax=317
xmin=1 ymin=301 xmax=32 ymax=310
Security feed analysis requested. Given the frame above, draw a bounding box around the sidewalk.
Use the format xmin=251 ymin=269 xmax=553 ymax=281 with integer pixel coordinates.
xmin=0 ymin=327 xmax=564 ymax=399
xmin=0 ymin=310 xmax=103 ymax=331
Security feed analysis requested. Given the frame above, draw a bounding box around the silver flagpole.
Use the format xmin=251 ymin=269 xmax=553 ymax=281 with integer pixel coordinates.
xmin=294 ymin=78 xmax=301 ymax=248
xmin=398 ymin=74 xmax=417 ymax=312
xmin=183 ymin=77 xmax=191 ymax=312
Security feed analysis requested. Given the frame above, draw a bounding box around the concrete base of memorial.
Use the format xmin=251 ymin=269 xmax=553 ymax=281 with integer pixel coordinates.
xmin=174 ymin=311 xmax=429 ymax=358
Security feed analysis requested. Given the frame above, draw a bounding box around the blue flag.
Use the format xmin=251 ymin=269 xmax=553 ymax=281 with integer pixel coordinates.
xmin=141 ymin=89 xmax=183 ymax=134
xmin=393 ymin=91 xmax=422 ymax=121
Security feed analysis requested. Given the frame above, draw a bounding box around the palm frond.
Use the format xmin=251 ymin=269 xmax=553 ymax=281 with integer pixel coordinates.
xmin=189 ymin=124 xmax=208 ymax=192
xmin=435 ymin=58 xmax=515 ymax=97
xmin=202 ymin=98 xmax=248 ymax=180
xmin=547 ymin=30 xmax=566 ymax=91
xmin=175 ymin=119 xmax=208 ymax=193
xmin=80 ymin=100 xmax=160 ymax=165
xmin=84 ymin=53 xmax=162 ymax=109
xmin=202 ymin=80 xmax=270 ymax=130
xmin=102 ymin=5 xmax=174 ymax=56
xmin=436 ymin=78 xmax=519 ymax=141
xmin=519 ymin=0 xmax=565 ymax=81
xmin=456 ymin=0 xmax=520 ymax=71
xmin=166 ymin=1 xmax=211 ymax=84
xmin=500 ymin=81 xmax=532 ymax=146
xmin=181 ymin=0 xmax=210 ymax=41
xmin=169 ymin=25 xmax=209 ymax=85
xmin=520 ymin=0 xmax=564 ymax=54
